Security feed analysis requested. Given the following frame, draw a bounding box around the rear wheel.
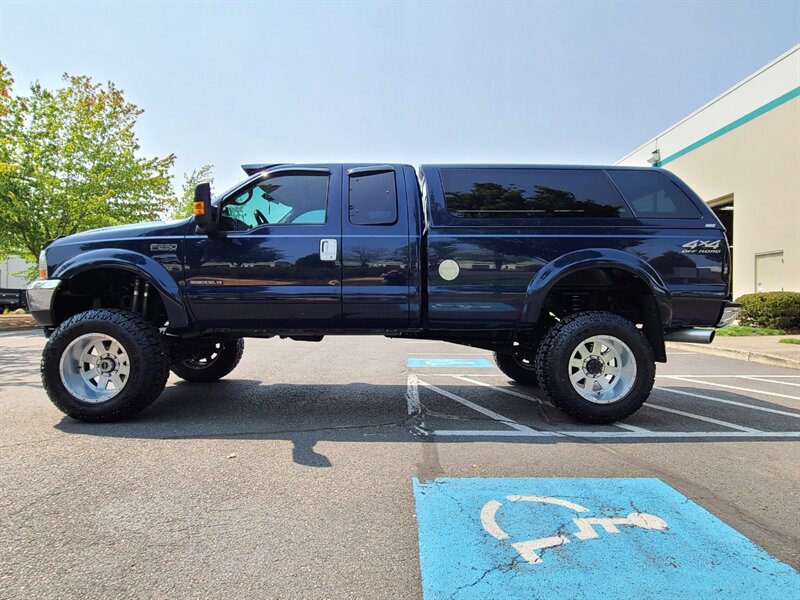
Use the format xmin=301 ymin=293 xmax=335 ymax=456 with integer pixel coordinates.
xmin=41 ymin=309 xmax=170 ymax=422
xmin=534 ymin=311 xmax=655 ymax=424
xmin=493 ymin=349 xmax=538 ymax=385
xmin=170 ymin=339 xmax=244 ymax=383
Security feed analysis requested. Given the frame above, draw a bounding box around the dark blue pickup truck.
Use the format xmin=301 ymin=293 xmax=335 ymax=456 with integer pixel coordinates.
xmin=27 ymin=163 xmax=737 ymax=424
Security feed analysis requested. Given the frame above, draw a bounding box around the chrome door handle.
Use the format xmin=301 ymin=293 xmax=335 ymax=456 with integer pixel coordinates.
xmin=319 ymin=239 xmax=337 ymax=261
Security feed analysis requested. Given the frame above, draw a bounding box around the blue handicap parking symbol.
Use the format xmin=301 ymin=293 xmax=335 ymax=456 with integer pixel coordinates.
xmin=413 ymin=477 xmax=799 ymax=599
xmin=407 ymin=358 xmax=494 ymax=368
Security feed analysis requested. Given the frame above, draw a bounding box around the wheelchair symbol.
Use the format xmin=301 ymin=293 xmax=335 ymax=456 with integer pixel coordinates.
xmin=480 ymin=495 xmax=668 ymax=564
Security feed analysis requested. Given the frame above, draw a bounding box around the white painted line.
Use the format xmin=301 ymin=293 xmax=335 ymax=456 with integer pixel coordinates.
xmin=656 ymin=373 xmax=800 ymax=379
xmin=738 ymin=376 xmax=800 ymax=388
xmin=654 ymin=387 xmax=800 ymax=418
xmin=417 ymin=379 xmax=544 ymax=434
xmin=660 ymin=376 xmax=800 ymax=401
xmin=665 ymin=352 xmax=697 ymax=355
xmin=645 ymin=403 xmax=760 ymax=433
xmin=431 ymin=429 xmax=800 ymax=438
xmin=614 ymin=423 xmax=652 ymax=433
xmin=406 ymin=374 xmax=420 ymax=415
xmin=451 ymin=375 xmax=543 ymax=403
xmin=656 ymin=374 xmax=800 ymax=378
xmin=451 ymin=375 xmax=651 ymax=433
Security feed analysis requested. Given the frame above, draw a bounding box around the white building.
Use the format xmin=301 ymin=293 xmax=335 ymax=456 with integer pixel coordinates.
xmin=0 ymin=256 xmax=34 ymax=288
xmin=617 ymin=44 xmax=800 ymax=300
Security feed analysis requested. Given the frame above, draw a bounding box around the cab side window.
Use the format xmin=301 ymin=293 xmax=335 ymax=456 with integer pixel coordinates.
xmin=349 ymin=171 xmax=398 ymax=225
xmin=220 ymin=173 xmax=329 ymax=231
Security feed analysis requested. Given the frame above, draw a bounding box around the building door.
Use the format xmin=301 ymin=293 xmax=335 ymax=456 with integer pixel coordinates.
xmin=755 ymin=252 xmax=783 ymax=292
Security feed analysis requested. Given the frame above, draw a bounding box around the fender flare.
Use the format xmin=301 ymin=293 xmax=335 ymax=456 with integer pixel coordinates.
xmin=52 ymin=249 xmax=189 ymax=329
xmin=520 ymin=248 xmax=672 ymax=327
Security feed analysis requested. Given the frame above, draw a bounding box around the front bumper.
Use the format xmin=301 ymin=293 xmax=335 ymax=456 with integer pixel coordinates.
xmin=25 ymin=279 xmax=61 ymax=327
xmin=716 ymin=301 xmax=741 ymax=328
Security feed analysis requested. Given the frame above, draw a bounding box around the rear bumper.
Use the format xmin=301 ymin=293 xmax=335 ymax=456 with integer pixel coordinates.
xmin=25 ymin=279 xmax=60 ymax=327
xmin=716 ymin=302 xmax=741 ymax=328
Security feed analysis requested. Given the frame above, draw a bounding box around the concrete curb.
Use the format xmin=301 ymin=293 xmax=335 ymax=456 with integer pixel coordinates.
xmin=0 ymin=315 xmax=37 ymax=330
xmin=666 ymin=341 xmax=800 ymax=369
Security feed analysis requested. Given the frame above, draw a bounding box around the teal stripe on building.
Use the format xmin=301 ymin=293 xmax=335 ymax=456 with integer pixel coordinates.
xmin=656 ymin=86 xmax=800 ymax=167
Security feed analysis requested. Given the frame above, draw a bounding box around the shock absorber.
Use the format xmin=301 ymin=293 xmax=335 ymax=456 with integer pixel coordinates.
xmin=132 ymin=278 xmax=141 ymax=313
xmin=141 ymin=281 xmax=150 ymax=317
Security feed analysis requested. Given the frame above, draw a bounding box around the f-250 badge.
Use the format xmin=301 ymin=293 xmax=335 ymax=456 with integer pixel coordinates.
xmin=150 ymin=243 xmax=178 ymax=252
xmin=681 ymin=239 xmax=721 ymax=254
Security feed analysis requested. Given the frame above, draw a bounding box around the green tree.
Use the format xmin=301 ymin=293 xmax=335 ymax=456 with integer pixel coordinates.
xmin=0 ymin=62 xmax=176 ymax=265
xmin=168 ymin=164 xmax=214 ymax=219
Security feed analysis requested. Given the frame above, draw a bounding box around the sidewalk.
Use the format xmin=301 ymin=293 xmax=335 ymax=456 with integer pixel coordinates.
xmin=668 ymin=334 xmax=800 ymax=369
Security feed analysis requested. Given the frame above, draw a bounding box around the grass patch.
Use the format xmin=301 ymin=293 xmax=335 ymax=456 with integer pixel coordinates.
xmin=779 ymin=338 xmax=800 ymax=345
xmin=715 ymin=325 xmax=786 ymax=337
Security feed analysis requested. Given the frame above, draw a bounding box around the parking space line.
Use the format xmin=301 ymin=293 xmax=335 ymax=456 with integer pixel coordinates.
xmin=656 ymin=374 xmax=800 ymax=378
xmin=450 ymin=375 xmax=543 ymax=403
xmin=406 ymin=374 xmax=421 ymax=415
xmin=654 ymin=387 xmax=800 ymax=418
xmin=416 ymin=379 xmax=544 ymax=434
xmin=430 ymin=429 xmax=800 ymax=438
xmin=451 ymin=375 xmax=649 ymax=433
xmin=645 ymin=403 xmax=760 ymax=433
xmin=738 ymin=376 xmax=800 ymax=388
xmin=660 ymin=376 xmax=800 ymax=401
xmin=614 ymin=423 xmax=652 ymax=433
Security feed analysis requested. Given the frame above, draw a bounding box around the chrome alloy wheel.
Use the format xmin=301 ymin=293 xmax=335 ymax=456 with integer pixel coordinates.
xmin=567 ymin=335 xmax=636 ymax=404
xmin=59 ymin=333 xmax=131 ymax=403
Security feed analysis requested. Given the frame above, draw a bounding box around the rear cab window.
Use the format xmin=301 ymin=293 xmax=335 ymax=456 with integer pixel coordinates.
xmin=440 ymin=168 xmax=631 ymax=220
xmin=606 ymin=170 xmax=701 ymax=219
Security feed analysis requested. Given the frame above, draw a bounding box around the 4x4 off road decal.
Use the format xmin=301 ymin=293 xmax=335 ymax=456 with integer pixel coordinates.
xmin=681 ymin=239 xmax=722 ymax=254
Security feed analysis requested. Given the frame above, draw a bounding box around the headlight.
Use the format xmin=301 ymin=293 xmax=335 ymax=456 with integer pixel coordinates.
xmin=38 ymin=250 xmax=47 ymax=279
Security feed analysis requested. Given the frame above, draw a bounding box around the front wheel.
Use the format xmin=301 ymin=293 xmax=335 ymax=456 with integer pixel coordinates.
xmin=534 ymin=311 xmax=655 ymax=424
xmin=41 ymin=309 xmax=170 ymax=422
xmin=170 ymin=339 xmax=244 ymax=382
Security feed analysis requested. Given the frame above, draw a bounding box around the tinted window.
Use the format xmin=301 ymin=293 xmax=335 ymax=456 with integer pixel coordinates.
xmin=220 ymin=173 xmax=329 ymax=231
xmin=608 ymin=170 xmax=701 ymax=219
xmin=441 ymin=169 xmax=631 ymax=219
xmin=349 ymin=171 xmax=398 ymax=225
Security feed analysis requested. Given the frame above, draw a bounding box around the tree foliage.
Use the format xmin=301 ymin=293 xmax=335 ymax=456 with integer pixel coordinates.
xmin=0 ymin=62 xmax=176 ymax=263
xmin=168 ymin=164 xmax=214 ymax=220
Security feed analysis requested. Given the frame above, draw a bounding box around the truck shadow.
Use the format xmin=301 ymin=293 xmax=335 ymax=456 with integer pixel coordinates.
xmin=52 ymin=377 xmax=800 ymax=468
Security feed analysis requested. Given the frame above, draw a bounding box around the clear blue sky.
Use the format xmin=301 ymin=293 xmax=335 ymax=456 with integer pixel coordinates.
xmin=1 ymin=1 xmax=798 ymax=189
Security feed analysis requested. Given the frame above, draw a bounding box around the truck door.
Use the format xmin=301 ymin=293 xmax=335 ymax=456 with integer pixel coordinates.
xmin=341 ymin=165 xmax=410 ymax=329
xmin=183 ymin=166 xmax=343 ymax=329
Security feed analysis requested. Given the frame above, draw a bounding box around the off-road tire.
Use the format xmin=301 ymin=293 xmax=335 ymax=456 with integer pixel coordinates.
xmin=41 ymin=309 xmax=170 ymax=422
xmin=534 ymin=311 xmax=655 ymax=424
xmin=493 ymin=350 xmax=538 ymax=385
xmin=170 ymin=339 xmax=244 ymax=383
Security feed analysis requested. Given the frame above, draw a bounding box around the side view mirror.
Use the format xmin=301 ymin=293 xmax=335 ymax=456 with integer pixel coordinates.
xmin=193 ymin=182 xmax=216 ymax=235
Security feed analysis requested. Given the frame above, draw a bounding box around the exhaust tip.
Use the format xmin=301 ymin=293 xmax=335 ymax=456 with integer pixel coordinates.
xmin=664 ymin=328 xmax=716 ymax=344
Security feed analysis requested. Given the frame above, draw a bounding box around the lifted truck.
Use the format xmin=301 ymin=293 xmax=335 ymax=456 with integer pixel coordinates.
xmin=27 ymin=163 xmax=738 ymax=423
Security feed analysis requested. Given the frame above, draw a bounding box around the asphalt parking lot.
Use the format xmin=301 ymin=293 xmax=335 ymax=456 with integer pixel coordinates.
xmin=1 ymin=330 xmax=798 ymax=598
